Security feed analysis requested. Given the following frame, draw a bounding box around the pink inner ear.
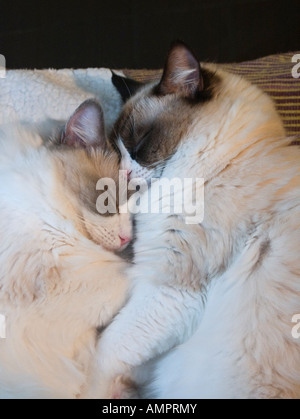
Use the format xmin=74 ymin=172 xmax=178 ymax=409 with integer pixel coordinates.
xmin=62 ymin=99 xmax=106 ymax=149
xmin=159 ymin=42 xmax=204 ymax=96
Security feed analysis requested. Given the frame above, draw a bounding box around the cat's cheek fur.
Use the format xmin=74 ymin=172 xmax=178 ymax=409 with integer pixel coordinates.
xmin=83 ymin=210 xmax=132 ymax=252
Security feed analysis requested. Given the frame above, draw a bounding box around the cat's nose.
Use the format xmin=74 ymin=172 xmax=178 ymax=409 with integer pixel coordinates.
xmin=119 ymin=235 xmax=131 ymax=247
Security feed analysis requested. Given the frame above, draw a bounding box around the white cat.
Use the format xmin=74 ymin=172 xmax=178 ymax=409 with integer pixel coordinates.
xmin=84 ymin=42 xmax=300 ymax=399
xmin=0 ymin=100 xmax=134 ymax=398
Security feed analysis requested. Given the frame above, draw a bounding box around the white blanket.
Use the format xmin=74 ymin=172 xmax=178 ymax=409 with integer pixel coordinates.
xmin=0 ymin=68 xmax=122 ymax=131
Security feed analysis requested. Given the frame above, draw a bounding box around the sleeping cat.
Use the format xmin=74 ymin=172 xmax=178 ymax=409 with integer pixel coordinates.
xmin=0 ymin=99 xmax=134 ymax=398
xmin=84 ymin=42 xmax=300 ymax=399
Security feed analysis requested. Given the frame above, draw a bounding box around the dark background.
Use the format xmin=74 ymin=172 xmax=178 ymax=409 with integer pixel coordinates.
xmin=0 ymin=0 xmax=299 ymax=70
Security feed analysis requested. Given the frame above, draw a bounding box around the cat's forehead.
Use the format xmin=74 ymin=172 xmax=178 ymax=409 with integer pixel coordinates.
xmin=56 ymin=147 xmax=120 ymax=183
xmin=123 ymin=84 xmax=167 ymax=122
xmin=90 ymin=149 xmax=121 ymax=182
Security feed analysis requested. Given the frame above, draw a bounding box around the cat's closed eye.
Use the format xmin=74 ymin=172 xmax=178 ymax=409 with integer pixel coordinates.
xmin=130 ymin=128 xmax=153 ymax=160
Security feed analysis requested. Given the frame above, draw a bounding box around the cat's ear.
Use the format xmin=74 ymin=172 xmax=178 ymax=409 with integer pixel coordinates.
xmin=157 ymin=41 xmax=204 ymax=98
xmin=111 ymin=71 xmax=144 ymax=102
xmin=61 ymin=99 xmax=106 ymax=149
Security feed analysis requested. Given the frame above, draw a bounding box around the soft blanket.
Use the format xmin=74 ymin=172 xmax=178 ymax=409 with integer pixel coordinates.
xmin=0 ymin=68 xmax=122 ymax=131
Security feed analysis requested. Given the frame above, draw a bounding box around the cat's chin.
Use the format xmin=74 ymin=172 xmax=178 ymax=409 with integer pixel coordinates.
xmin=115 ymin=241 xmax=130 ymax=253
xmin=99 ymin=240 xmax=130 ymax=253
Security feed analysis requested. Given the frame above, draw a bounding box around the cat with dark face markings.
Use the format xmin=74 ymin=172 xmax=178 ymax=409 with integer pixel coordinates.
xmin=85 ymin=42 xmax=300 ymax=399
xmin=0 ymin=99 xmax=136 ymax=398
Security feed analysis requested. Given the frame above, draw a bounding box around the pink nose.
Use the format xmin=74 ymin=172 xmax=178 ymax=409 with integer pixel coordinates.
xmin=119 ymin=235 xmax=131 ymax=247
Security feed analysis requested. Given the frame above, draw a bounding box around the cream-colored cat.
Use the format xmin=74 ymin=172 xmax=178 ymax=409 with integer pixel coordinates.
xmin=85 ymin=42 xmax=300 ymax=399
xmin=0 ymin=100 xmax=133 ymax=398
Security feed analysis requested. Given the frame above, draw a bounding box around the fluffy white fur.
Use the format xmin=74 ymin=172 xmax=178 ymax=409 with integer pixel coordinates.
xmin=0 ymin=104 xmax=132 ymax=398
xmin=84 ymin=58 xmax=300 ymax=399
